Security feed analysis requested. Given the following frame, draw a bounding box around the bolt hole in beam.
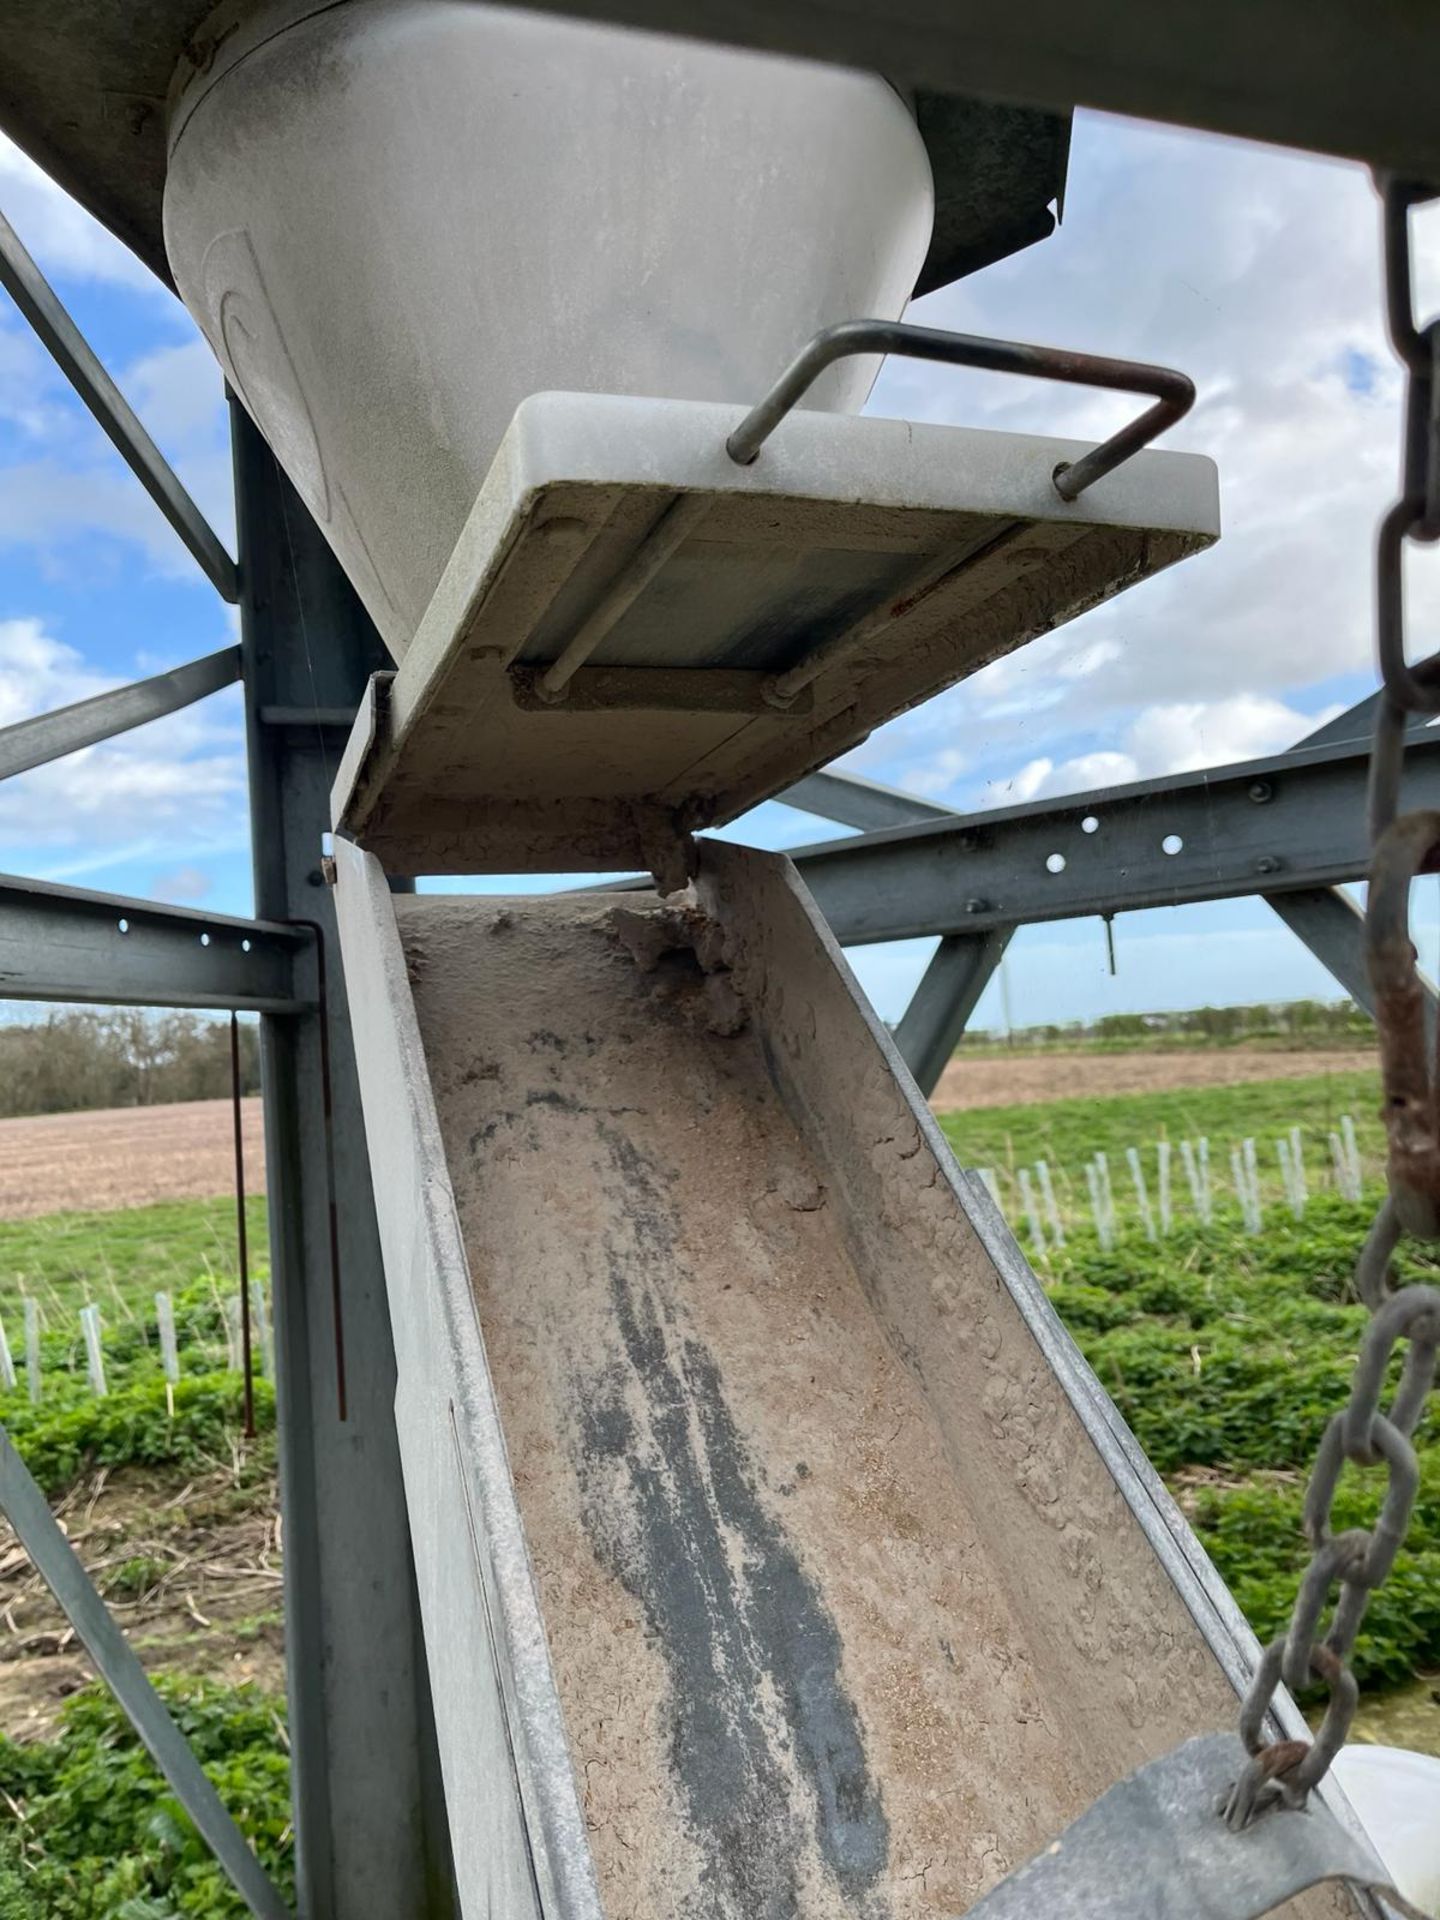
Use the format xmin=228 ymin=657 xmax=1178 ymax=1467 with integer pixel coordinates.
xmin=1046 ymin=852 xmax=1067 ymax=873
xmin=3 ymin=875 xmax=309 ymax=1015
xmin=1082 ymin=815 xmax=1100 ymax=833
xmin=1162 ymin=833 xmax=1184 ymax=855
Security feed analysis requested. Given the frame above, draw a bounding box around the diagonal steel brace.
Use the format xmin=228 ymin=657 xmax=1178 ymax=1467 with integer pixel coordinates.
xmin=0 ymin=1426 xmax=291 ymax=1920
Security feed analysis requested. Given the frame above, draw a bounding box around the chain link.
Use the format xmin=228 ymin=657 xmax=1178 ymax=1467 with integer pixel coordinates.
xmin=1224 ymin=173 xmax=1440 ymax=1831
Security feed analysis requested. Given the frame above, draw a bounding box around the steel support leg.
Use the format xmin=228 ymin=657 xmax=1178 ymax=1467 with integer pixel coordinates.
xmin=1263 ymin=885 xmax=1439 ymax=1051
xmin=232 ymin=404 xmax=454 ymax=1919
xmin=894 ymin=928 xmax=1014 ymax=1096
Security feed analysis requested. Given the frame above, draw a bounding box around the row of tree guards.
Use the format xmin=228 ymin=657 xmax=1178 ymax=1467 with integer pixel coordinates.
xmin=976 ymin=1115 xmax=1366 ymax=1258
xmin=0 ymin=1285 xmax=273 ymax=1405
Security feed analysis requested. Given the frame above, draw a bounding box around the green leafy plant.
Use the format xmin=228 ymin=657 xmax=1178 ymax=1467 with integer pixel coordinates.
xmin=1 ymin=1375 xmax=275 ymax=1498
xmin=942 ymin=1073 xmax=1440 ymax=1705
xmin=102 ymin=1556 xmax=173 ymax=1603
xmin=0 ymin=1200 xmax=275 ymax=1495
xmin=1189 ymin=1451 xmax=1440 ymax=1689
xmin=0 ymin=1678 xmax=292 ymax=1919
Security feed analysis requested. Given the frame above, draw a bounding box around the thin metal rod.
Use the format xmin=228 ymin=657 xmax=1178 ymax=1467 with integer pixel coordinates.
xmin=231 ymin=1012 xmax=255 ymax=1440
xmin=725 ymin=318 xmax=1195 ymax=499
xmin=0 ymin=1425 xmax=291 ymax=1918
xmin=537 ymin=493 xmax=710 ymax=698
xmin=0 ymin=208 xmax=239 ymax=602
xmin=0 ymin=646 xmax=240 ymax=782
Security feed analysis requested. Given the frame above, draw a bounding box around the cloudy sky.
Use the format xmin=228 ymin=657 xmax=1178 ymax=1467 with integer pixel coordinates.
xmin=0 ymin=107 xmax=1434 ymax=1027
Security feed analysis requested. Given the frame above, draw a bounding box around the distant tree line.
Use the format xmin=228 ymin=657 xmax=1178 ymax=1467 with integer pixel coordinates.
xmin=968 ymin=998 xmax=1374 ymax=1051
xmin=0 ymin=1010 xmax=261 ymax=1118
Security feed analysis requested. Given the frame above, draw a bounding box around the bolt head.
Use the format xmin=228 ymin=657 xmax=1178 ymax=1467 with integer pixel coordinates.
xmin=1248 ymin=780 xmax=1274 ymax=804
xmin=964 ymin=897 xmax=989 ymax=914
xmin=1254 ymin=854 xmax=1281 ymax=875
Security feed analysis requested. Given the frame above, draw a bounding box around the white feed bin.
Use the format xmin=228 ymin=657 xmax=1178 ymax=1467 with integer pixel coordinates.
xmin=1331 ymin=1743 xmax=1440 ymax=1916
xmin=163 ymin=0 xmax=934 ymax=656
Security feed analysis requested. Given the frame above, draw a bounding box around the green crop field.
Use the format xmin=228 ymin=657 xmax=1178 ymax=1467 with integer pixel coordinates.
xmin=0 ymin=1200 xmax=284 ymax=1919
xmin=937 ymin=1067 xmax=1382 ymax=1183
xmin=0 ymin=1199 xmax=268 ymax=1318
xmin=0 ymin=1198 xmax=273 ymax=1500
xmin=0 ymin=1065 xmax=1435 ymax=1914
xmin=940 ymin=1067 xmax=1440 ymax=1745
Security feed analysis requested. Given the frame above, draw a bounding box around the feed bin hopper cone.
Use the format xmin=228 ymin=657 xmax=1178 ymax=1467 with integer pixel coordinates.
xmin=163 ymin=0 xmax=934 ymax=658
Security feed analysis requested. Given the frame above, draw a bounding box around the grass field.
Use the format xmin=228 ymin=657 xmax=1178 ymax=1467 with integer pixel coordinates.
xmin=940 ymin=1067 xmax=1440 ymax=1754
xmin=936 ymin=1067 xmax=1383 ymax=1180
xmin=0 ymin=1196 xmax=268 ymax=1321
xmin=0 ymin=1065 xmax=1435 ymax=1913
xmin=0 ymin=1201 xmax=283 ymax=1918
xmin=0 ymin=1198 xmax=273 ymax=1500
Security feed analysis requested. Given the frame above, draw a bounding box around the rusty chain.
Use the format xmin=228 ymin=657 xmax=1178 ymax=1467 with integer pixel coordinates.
xmin=1223 ymin=175 xmax=1440 ymax=1831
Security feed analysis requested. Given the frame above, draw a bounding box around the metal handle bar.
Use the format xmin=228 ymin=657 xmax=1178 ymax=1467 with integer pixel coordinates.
xmin=724 ymin=318 xmax=1196 ymax=500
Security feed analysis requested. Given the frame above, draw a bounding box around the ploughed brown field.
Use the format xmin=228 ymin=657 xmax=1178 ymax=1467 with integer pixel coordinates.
xmin=0 ymin=1098 xmax=266 ymax=1218
xmin=0 ymin=1054 xmax=1380 ymax=1216
xmin=928 ymin=1045 xmax=1376 ymax=1112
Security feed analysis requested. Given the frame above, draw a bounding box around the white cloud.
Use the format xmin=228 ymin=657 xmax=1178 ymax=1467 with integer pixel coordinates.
xmin=972 ymin=692 xmax=1337 ymax=807
xmin=0 ymin=461 xmax=213 ymax=580
xmin=0 ymin=136 xmax=163 ymax=295
xmin=866 ymin=115 xmax=1423 ymax=741
xmin=150 ymin=865 xmax=214 ymax=903
xmin=0 ymin=320 xmax=65 ymax=440
xmin=0 ymin=422 xmax=235 ymax=585
xmin=124 ymin=341 xmax=230 ymax=453
xmin=0 ymin=617 xmax=109 ymax=722
xmin=1057 ymin=638 xmax=1123 ymax=681
xmin=0 ymin=146 xmax=233 ymax=578
xmin=904 ymin=745 xmax=971 ymax=795
xmin=980 ymin=756 xmax=1054 ymax=806
xmin=0 ymin=617 xmax=246 ymax=869
xmin=1012 ymin=748 xmax=1140 ymax=798
xmin=1124 ymin=692 xmax=1340 ymax=775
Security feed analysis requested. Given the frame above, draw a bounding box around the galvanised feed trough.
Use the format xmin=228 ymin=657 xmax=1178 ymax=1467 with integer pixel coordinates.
xmin=1 ymin=2 xmax=1434 ymax=1916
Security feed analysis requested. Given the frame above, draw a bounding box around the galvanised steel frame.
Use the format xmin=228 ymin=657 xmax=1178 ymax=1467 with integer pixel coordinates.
xmin=0 ymin=39 xmax=1434 ymax=1920
xmin=781 ymin=694 xmax=1440 ymax=1093
xmin=0 ymin=214 xmax=454 ymax=1920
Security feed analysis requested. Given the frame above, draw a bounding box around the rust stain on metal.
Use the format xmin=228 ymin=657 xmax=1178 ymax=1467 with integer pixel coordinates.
xmin=1368 ymin=810 xmax=1440 ymax=1234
